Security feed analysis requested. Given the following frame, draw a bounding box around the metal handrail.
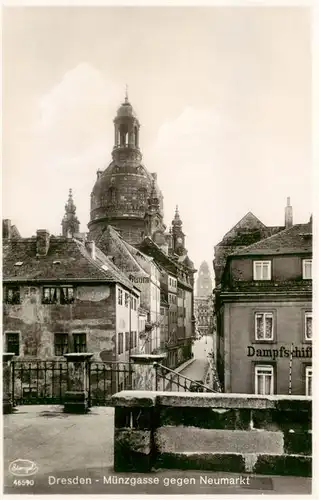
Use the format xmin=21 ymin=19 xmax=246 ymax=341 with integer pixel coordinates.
xmin=153 ymin=362 xmax=218 ymax=393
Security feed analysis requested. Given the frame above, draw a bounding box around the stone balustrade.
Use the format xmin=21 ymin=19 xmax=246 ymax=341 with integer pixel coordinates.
xmin=112 ymin=391 xmax=312 ymax=476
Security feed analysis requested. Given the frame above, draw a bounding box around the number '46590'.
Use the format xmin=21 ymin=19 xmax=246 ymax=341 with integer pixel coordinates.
xmin=13 ymin=479 xmax=34 ymax=486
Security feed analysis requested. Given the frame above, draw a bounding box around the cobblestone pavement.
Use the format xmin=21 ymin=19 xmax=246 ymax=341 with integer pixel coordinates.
xmin=3 ymin=406 xmax=311 ymax=495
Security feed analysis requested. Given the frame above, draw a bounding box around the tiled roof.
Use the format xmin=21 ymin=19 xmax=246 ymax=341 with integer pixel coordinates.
xmin=3 ymin=235 xmax=136 ymax=290
xmin=93 ymin=243 xmax=140 ymax=292
xmin=231 ymin=223 xmax=312 ymax=257
xmin=95 ymin=225 xmax=149 ymax=276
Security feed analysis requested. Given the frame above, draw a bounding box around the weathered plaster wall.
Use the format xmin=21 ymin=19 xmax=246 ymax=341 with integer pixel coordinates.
xmin=3 ymin=284 xmax=117 ymax=361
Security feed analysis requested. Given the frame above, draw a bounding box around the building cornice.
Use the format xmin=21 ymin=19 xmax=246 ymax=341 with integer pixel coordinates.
xmin=217 ymin=290 xmax=312 ymax=303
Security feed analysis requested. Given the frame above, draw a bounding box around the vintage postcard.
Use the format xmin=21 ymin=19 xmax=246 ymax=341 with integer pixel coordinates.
xmin=2 ymin=4 xmax=312 ymax=496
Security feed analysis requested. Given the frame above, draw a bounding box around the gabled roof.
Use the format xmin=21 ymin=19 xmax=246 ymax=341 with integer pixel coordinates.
xmin=231 ymin=223 xmax=312 ymax=257
xmin=218 ymin=212 xmax=266 ymax=244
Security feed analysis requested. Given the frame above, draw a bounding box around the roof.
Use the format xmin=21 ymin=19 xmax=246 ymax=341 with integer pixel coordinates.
xmin=217 ymin=212 xmax=266 ymax=245
xmin=216 ymin=212 xmax=285 ymax=247
xmin=95 ymin=225 xmax=150 ymax=277
xmin=88 ymin=242 xmax=140 ymax=293
xmin=231 ymin=223 xmax=312 ymax=257
xmin=139 ymin=236 xmax=195 ymax=273
xmin=3 ymin=235 xmax=137 ymax=291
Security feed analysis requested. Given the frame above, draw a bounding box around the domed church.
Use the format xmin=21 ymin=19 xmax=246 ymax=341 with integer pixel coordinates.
xmin=88 ymin=91 xmax=169 ymax=247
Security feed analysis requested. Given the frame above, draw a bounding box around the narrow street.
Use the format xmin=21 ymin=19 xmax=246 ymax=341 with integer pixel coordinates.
xmin=165 ymin=335 xmax=213 ymax=391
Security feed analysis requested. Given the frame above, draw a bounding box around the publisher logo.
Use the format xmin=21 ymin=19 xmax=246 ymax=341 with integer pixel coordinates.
xmin=9 ymin=460 xmax=38 ymax=477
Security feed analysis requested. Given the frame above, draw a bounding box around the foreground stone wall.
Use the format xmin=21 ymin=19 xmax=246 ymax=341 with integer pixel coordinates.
xmin=112 ymin=391 xmax=312 ymax=476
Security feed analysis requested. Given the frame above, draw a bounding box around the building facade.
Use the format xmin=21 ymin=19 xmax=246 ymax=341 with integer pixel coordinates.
xmin=194 ymin=296 xmax=213 ymax=337
xmin=3 ymin=228 xmax=140 ymax=363
xmin=213 ymin=201 xmax=312 ymax=396
xmin=138 ymin=234 xmax=195 ymax=369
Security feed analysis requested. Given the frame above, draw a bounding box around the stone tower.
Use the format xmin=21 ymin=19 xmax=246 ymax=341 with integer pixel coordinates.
xmin=196 ymin=261 xmax=212 ymax=297
xmin=61 ymin=189 xmax=80 ymax=237
xmin=88 ymin=92 xmax=165 ymax=244
xmin=171 ymin=206 xmax=186 ymax=256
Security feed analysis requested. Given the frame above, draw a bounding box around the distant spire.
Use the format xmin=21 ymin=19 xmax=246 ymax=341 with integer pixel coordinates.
xmin=65 ymin=188 xmax=76 ymax=214
xmin=173 ymin=205 xmax=182 ymax=226
xmin=125 ymin=84 xmax=128 ymax=103
xmin=62 ymin=188 xmax=80 ymax=237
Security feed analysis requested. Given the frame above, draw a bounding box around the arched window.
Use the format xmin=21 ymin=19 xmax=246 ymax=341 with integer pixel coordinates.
xmin=119 ymin=124 xmax=128 ymax=147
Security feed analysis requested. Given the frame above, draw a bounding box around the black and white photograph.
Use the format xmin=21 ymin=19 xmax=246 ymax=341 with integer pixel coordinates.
xmin=2 ymin=4 xmax=313 ymax=495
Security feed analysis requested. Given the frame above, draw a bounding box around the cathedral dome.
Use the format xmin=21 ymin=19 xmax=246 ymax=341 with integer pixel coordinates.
xmin=90 ymin=163 xmax=163 ymax=220
xmin=88 ymin=96 xmax=164 ymax=244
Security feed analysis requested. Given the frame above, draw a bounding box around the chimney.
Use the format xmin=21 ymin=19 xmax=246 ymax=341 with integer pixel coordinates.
xmin=285 ymin=197 xmax=293 ymax=228
xmin=3 ymin=219 xmax=11 ymax=240
xmin=36 ymin=230 xmax=50 ymax=256
xmin=86 ymin=240 xmax=96 ymax=260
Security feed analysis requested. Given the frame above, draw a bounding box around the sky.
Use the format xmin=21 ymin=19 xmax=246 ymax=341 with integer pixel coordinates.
xmin=2 ymin=6 xmax=312 ymax=275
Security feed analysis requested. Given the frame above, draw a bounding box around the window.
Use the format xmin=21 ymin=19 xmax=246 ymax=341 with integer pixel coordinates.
xmin=125 ymin=293 xmax=129 ymax=308
xmin=60 ymin=287 xmax=74 ymax=305
xmin=303 ymin=259 xmax=312 ymax=280
xmin=305 ymin=366 xmax=312 ymax=396
xmin=73 ymin=333 xmax=87 ymax=353
xmin=118 ymin=288 xmax=123 ymax=306
xmin=6 ymin=332 xmax=20 ymax=355
xmin=5 ymin=286 xmax=20 ymax=305
xmin=42 ymin=286 xmax=75 ymax=304
xmin=132 ymin=297 xmax=137 ymax=311
xmin=130 ymin=331 xmax=136 ymax=349
xmin=54 ymin=333 xmax=69 ymax=356
xmin=253 ymin=261 xmax=271 ymax=281
xmin=125 ymin=332 xmax=130 ymax=351
xmin=305 ymin=313 xmax=312 ymax=341
xmin=118 ymin=332 xmax=124 ymax=355
xmin=255 ymin=313 xmax=274 ymax=341
xmin=42 ymin=287 xmax=58 ymax=304
xmin=255 ymin=365 xmax=274 ymax=395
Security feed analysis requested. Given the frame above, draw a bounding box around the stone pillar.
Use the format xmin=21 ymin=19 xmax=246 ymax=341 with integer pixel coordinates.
xmin=64 ymin=353 xmax=93 ymax=414
xmin=112 ymin=391 xmax=157 ymax=472
xmin=3 ymin=353 xmax=15 ymax=414
xmin=130 ymin=354 xmax=166 ymax=391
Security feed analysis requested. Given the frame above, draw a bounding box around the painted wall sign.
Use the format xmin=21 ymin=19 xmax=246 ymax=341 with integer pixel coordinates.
xmin=129 ymin=274 xmax=150 ymax=284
